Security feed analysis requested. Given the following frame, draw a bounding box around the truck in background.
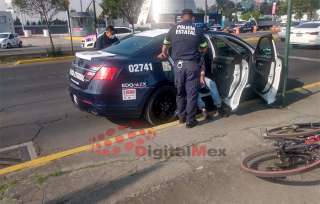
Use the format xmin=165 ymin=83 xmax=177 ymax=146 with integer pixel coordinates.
xmin=0 ymin=11 xmax=14 ymax=33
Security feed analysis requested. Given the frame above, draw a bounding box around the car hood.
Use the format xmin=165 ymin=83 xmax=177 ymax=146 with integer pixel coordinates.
xmin=0 ymin=38 xmax=7 ymax=42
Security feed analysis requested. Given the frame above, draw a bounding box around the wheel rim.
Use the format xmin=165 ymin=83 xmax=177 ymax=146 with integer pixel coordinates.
xmin=241 ymin=147 xmax=320 ymax=178
xmin=267 ymin=123 xmax=320 ymax=138
xmin=151 ymin=92 xmax=176 ymax=122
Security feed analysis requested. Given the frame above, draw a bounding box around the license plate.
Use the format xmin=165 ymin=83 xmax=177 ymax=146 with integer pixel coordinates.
xmin=296 ymin=33 xmax=302 ymax=37
xmin=73 ymin=94 xmax=79 ymax=105
xmin=69 ymin=69 xmax=85 ymax=81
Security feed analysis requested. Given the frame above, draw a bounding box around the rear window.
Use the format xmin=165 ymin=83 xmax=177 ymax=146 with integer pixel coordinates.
xmin=103 ymin=35 xmax=161 ymax=56
xmin=297 ymin=23 xmax=320 ymax=28
xmin=0 ymin=34 xmax=9 ymax=38
xmin=115 ymin=28 xmax=131 ymax=34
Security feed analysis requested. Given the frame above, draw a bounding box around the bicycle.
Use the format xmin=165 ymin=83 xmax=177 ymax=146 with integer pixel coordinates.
xmin=241 ymin=123 xmax=320 ymax=178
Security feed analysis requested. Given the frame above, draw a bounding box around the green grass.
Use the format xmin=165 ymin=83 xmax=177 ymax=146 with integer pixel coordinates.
xmin=0 ymin=180 xmax=18 ymax=200
xmin=33 ymin=170 xmax=67 ymax=186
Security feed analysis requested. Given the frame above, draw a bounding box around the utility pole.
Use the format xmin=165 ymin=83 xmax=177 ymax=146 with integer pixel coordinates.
xmin=67 ymin=8 xmax=74 ymax=54
xmin=204 ymin=0 xmax=208 ymax=23
xmin=92 ymin=0 xmax=98 ymax=38
xmin=80 ymin=0 xmax=83 ymax=12
xmin=281 ymin=0 xmax=293 ymax=106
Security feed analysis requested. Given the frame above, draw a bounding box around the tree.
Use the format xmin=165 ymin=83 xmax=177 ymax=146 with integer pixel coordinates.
xmin=100 ymin=0 xmax=144 ymax=31
xmin=277 ymin=0 xmax=319 ymax=20
xmin=14 ymin=17 xmax=22 ymax=25
xmin=12 ymin=0 xmax=67 ymax=55
xmin=196 ymin=8 xmax=205 ymax=15
xmin=277 ymin=0 xmax=287 ymax=16
xmin=241 ymin=10 xmax=261 ymax=21
xmin=216 ymin=0 xmax=237 ymax=21
xmin=260 ymin=2 xmax=272 ymax=15
xmin=241 ymin=0 xmax=255 ymax=11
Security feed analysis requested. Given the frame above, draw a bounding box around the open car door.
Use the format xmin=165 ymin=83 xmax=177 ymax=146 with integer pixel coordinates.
xmin=252 ymin=35 xmax=282 ymax=104
xmin=208 ymin=36 xmax=250 ymax=111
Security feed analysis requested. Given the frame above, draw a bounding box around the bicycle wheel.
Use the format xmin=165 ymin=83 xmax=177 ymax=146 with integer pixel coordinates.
xmin=267 ymin=123 xmax=320 ymax=138
xmin=241 ymin=148 xmax=320 ymax=178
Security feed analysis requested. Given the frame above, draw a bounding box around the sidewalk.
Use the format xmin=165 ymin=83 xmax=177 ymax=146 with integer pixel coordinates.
xmin=1 ymin=87 xmax=319 ymax=204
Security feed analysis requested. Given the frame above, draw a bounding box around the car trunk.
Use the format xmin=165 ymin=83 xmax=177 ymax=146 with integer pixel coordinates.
xmin=69 ymin=51 xmax=118 ymax=89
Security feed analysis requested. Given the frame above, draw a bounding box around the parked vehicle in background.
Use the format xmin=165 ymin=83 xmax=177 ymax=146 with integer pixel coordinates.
xmin=239 ymin=21 xmax=256 ymax=33
xmin=290 ymin=22 xmax=320 ymax=46
xmin=226 ymin=21 xmax=255 ymax=33
xmin=0 ymin=33 xmax=22 ymax=48
xmin=278 ymin=21 xmax=301 ymax=41
xmin=209 ymin=24 xmax=222 ymax=31
xmin=257 ymin=16 xmax=275 ymax=30
xmin=0 ymin=11 xmax=14 ymax=33
xmin=81 ymin=27 xmax=133 ymax=49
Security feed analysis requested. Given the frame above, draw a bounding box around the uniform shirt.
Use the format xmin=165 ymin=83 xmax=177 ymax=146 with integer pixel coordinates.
xmin=94 ymin=33 xmax=119 ymax=50
xmin=164 ymin=20 xmax=208 ymax=61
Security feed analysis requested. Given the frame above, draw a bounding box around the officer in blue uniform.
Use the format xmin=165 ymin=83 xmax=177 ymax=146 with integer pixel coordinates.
xmin=158 ymin=9 xmax=208 ymax=128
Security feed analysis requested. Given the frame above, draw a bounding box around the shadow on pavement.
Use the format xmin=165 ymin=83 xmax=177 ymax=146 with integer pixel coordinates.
xmin=45 ymin=162 xmax=164 ymax=204
xmin=261 ymin=168 xmax=320 ymax=186
xmin=236 ymin=79 xmax=319 ymax=116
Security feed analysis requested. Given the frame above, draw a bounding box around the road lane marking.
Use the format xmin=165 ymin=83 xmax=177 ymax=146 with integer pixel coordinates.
xmin=289 ymin=56 xmax=320 ymax=63
xmin=1 ymin=81 xmax=320 ymax=176
xmin=0 ymin=128 xmax=155 ymax=176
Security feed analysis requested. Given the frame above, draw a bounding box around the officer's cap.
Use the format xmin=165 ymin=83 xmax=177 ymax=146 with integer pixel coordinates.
xmin=182 ymin=9 xmax=193 ymax=16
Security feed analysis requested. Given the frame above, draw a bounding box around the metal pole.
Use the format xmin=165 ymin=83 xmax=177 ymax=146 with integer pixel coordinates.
xmin=281 ymin=0 xmax=293 ymax=106
xmin=92 ymin=0 xmax=98 ymax=38
xmin=80 ymin=0 xmax=83 ymax=12
xmin=66 ymin=9 xmax=74 ymax=54
xmin=204 ymin=0 xmax=208 ymax=23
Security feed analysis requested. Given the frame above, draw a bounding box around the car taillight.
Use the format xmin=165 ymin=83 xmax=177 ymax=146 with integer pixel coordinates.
xmin=93 ymin=66 xmax=118 ymax=81
xmin=307 ymin=32 xmax=319 ymax=35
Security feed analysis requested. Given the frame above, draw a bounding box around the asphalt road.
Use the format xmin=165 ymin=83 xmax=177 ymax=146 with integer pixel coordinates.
xmin=0 ymin=42 xmax=319 ymax=161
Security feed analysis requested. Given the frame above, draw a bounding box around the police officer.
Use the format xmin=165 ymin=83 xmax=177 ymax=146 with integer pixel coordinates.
xmin=158 ymin=9 xmax=208 ymax=128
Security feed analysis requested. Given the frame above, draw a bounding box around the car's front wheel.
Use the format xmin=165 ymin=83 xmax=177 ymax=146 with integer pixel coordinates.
xmin=18 ymin=42 xmax=23 ymax=48
xmin=145 ymin=86 xmax=176 ymax=126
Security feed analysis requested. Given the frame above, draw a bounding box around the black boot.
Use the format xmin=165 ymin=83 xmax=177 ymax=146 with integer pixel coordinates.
xmin=186 ymin=119 xmax=198 ymax=128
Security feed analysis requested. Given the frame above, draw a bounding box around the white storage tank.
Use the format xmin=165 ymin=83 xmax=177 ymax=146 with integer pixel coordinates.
xmin=138 ymin=0 xmax=197 ymax=25
xmin=156 ymin=0 xmax=196 ymax=14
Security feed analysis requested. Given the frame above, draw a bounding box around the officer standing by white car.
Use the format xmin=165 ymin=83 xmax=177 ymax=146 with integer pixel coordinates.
xmin=158 ymin=9 xmax=208 ymax=128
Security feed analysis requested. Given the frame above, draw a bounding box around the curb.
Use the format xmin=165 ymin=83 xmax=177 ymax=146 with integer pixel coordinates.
xmin=64 ymin=36 xmax=83 ymax=42
xmin=15 ymin=56 xmax=74 ymax=65
xmin=1 ymin=81 xmax=320 ymax=176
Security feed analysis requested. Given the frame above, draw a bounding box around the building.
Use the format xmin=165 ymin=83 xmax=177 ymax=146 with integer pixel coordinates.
xmin=138 ymin=0 xmax=197 ymax=26
xmin=0 ymin=11 xmax=14 ymax=33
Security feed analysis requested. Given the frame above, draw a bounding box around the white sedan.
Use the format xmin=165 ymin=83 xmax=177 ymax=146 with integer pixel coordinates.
xmin=290 ymin=22 xmax=320 ymax=46
xmin=0 ymin=33 xmax=23 ymax=48
xmin=81 ymin=27 xmax=133 ymax=49
xmin=278 ymin=21 xmax=300 ymax=41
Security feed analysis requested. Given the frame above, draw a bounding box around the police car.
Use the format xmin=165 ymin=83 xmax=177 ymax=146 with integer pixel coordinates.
xmin=69 ymin=29 xmax=282 ymax=125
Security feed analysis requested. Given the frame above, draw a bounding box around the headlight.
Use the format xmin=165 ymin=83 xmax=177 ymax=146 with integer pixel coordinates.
xmin=86 ymin=38 xmax=93 ymax=42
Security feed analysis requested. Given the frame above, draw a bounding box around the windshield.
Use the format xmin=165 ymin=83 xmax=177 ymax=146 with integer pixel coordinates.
xmin=297 ymin=23 xmax=320 ymax=28
xmin=0 ymin=34 xmax=9 ymax=38
xmin=103 ymin=35 xmax=161 ymax=56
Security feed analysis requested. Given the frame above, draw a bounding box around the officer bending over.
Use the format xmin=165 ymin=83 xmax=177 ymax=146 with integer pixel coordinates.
xmin=94 ymin=25 xmax=119 ymax=50
xmin=158 ymin=9 xmax=208 ymax=128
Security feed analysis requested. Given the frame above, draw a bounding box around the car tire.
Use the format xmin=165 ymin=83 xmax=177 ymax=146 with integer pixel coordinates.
xmin=18 ymin=42 xmax=22 ymax=48
xmin=6 ymin=43 xmax=11 ymax=49
xmin=145 ymin=86 xmax=176 ymax=126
